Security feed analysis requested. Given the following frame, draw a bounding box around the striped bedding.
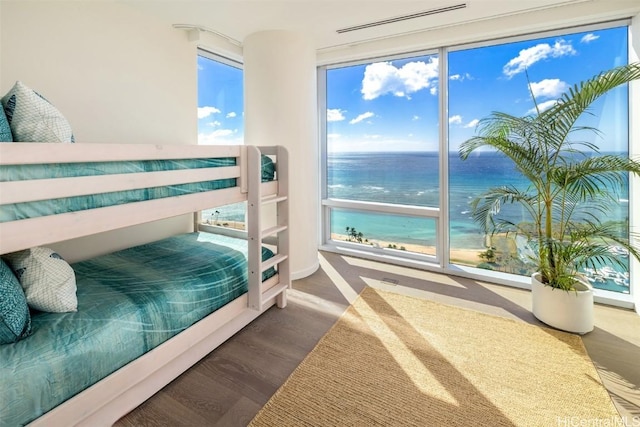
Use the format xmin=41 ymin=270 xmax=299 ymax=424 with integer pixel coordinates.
xmin=0 ymin=156 xmax=276 ymax=222
xmin=0 ymin=232 xmax=275 ymax=426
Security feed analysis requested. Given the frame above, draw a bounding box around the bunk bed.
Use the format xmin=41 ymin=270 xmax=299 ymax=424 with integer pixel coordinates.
xmin=0 ymin=142 xmax=290 ymax=427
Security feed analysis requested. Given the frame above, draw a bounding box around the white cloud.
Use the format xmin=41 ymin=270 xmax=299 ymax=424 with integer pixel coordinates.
xmin=464 ymin=119 xmax=479 ymax=129
xmin=361 ymin=58 xmax=439 ymax=100
xmin=327 ymin=133 xmax=341 ymax=139
xmin=581 ymin=33 xmax=599 ymax=43
xmin=449 ymin=73 xmax=472 ymax=81
xmin=530 ymin=78 xmax=568 ymax=100
xmin=197 ymin=129 xmax=242 ymax=145
xmin=327 ymin=108 xmax=346 ymax=122
xmin=197 ymin=106 xmax=221 ymax=119
xmin=208 ymin=120 xmax=222 ymax=127
xmin=226 ymin=112 xmax=237 ymax=118
xmin=211 ymin=129 xmax=234 ymax=137
xmin=449 ymin=115 xmax=462 ymax=125
xmin=412 ymin=115 xmax=420 ymax=121
xmin=503 ymin=40 xmax=576 ymax=78
xmin=350 ymin=111 xmax=374 ymax=124
xmin=526 ymin=99 xmax=558 ymax=115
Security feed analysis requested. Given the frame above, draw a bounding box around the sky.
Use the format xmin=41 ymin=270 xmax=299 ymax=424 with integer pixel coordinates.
xmin=197 ymin=25 xmax=629 ymax=153
xmin=197 ymin=57 xmax=244 ymax=145
xmin=327 ymin=25 xmax=629 ymax=153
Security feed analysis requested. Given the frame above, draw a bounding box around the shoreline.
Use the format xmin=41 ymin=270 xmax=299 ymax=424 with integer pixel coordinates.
xmin=330 ymin=233 xmax=482 ymax=265
xmin=202 ymin=221 xmax=483 ymax=266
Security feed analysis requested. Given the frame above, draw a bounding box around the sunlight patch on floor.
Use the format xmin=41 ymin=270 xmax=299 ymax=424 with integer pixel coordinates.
xmin=319 ymin=252 xmax=459 ymax=406
xmin=318 ymin=253 xmax=359 ymax=304
xmin=348 ymin=291 xmax=459 ymax=406
xmin=362 ymin=277 xmax=433 ymax=299
xmin=342 ymin=255 xmax=467 ymax=288
xmin=289 ymin=289 xmax=347 ymax=317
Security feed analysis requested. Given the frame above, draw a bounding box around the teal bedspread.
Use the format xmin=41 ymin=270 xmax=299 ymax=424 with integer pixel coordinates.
xmin=0 ymin=232 xmax=275 ymax=426
xmin=0 ymin=155 xmax=276 ymax=222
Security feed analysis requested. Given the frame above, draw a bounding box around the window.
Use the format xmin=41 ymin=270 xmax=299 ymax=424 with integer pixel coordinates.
xmin=197 ymin=50 xmax=246 ymax=230
xmin=321 ymin=22 xmax=633 ymax=297
xmin=324 ymin=54 xmax=440 ymax=258
xmin=198 ymin=52 xmax=244 ymax=146
xmin=448 ymin=25 xmax=630 ymax=293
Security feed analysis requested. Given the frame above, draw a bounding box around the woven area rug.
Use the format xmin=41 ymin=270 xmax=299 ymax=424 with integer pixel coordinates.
xmin=250 ymin=287 xmax=620 ymax=426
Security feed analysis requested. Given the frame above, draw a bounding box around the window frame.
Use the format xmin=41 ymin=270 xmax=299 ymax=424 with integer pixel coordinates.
xmin=318 ymin=19 xmax=635 ymax=308
xmin=198 ymin=48 xmax=243 ymax=71
xmin=196 ymin=48 xmax=248 ymax=237
xmin=320 ymin=49 xmax=442 ymax=265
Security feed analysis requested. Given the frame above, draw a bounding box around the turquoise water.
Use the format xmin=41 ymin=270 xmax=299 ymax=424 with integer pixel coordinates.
xmin=203 ymin=151 xmax=631 ymax=292
xmin=327 ymin=151 xmax=631 ymax=293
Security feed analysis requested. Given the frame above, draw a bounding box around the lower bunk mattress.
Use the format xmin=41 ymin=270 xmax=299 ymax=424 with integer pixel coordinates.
xmin=0 ymin=232 xmax=275 ymax=426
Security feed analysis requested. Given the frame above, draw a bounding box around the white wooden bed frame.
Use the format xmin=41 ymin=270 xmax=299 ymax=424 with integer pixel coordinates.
xmin=0 ymin=142 xmax=290 ymax=426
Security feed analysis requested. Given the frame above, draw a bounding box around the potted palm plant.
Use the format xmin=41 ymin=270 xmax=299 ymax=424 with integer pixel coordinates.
xmin=459 ymin=62 xmax=640 ymax=334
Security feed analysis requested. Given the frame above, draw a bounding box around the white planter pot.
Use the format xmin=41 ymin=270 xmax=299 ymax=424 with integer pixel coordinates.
xmin=531 ymin=273 xmax=594 ymax=334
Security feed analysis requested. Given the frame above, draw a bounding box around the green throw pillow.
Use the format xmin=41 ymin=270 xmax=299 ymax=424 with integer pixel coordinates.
xmin=0 ymin=104 xmax=12 ymax=142
xmin=261 ymin=155 xmax=276 ymax=182
xmin=0 ymin=258 xmax=32 ymax=344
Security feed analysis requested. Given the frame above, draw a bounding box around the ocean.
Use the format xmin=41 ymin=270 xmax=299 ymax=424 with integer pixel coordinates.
xmin=327 ymin=151 xmax=630 ymax=293
xmin=204 ymin=151 xmax=630 ymax=293
xmin=327 ymin=151 xmax=534 ymax=249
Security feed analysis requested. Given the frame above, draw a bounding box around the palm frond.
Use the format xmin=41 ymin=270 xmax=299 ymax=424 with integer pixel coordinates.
xmin=459 ymin=62 xmax=640 ymax=288
xmin=539 ymin=63 xmax=640 ymax=150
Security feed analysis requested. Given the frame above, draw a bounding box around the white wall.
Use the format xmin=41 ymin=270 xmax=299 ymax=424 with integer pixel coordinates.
xmin=0 ymin=1 xmax=198 ymax=261
xmin=243 ymin=31 xmax=319 ymax=279
xmin=317 ymin=0 xmax=640 ymax=65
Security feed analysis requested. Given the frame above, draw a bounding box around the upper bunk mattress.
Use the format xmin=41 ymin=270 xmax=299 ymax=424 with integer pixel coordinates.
xmin=0 ymin=232 xmax=275 ymax=426
xmin=0 ymin=155 xmax=276 ymax=222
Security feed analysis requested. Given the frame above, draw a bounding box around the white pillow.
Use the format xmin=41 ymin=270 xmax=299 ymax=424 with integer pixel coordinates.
xmin=0 ymin=81 xmax=75 ymax=143
xmin=4 ymin=247 xmax=77 ymax=313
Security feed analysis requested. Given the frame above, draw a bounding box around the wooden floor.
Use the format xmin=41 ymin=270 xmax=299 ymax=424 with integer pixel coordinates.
xmin=116 ymin=251 xmax=640 ymax=427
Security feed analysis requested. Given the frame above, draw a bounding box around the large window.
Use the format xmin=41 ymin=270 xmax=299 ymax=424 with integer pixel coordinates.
xmin=197 ymin=51 xmax=246 ymax=229
xmin=324 ymin=54 xmax=440 ymax=258
xmin=322 ymin=22 xmax=633 ymax=296
xmin=448 ymin=25 xmax=630 ymax=293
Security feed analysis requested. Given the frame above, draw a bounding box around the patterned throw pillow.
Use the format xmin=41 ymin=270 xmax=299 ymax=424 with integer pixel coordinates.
xmin=261 ymin=155 xmax=275 ymax=182
xmin=4 ymin=247 xmax=77 ymax=313
xmin=0 ymin=81 xmax=75 ymax=143
xmin=0 ymin=105 xmax=12 ymax=142
xmin=0 ymin=258 xmax=31 ymax=344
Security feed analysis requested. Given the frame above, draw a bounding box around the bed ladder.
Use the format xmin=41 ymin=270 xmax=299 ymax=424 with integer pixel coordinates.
xmin=247 ymin=146 xmax=290 ymax=311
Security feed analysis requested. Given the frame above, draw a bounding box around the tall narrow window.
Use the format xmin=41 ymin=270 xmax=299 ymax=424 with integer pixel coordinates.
xmin=447 ymin=25 xmax=631 ymax=293
xmin=197 ymin=51 xmax=246 ymax=230
xmin=324 ymin=53 xmax=440 ymax=258
xmin=198 ymin=53 xmax=243 ymax=146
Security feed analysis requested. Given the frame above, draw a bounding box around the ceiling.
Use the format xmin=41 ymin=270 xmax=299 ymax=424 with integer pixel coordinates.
xmin=121 ymin=0 xmax=595 ymax=50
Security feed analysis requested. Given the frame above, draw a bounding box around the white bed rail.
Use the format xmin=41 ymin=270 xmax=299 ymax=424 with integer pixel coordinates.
xmin=0 ymin=142 xmax=291 ymax=427
xmin=0 ymin=143 xmax=244 ymax=255
xmin=247 ymin=145 xmax=290 ymax=310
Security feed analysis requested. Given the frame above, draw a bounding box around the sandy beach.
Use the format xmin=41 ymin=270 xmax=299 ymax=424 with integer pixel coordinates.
xmin=204 ymin=219 xmax=246 ymax=230
xmin=330 ymin=233 xmax=482 ymax=265
xmin=203 ymin=222 xmax=483 ymax=266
